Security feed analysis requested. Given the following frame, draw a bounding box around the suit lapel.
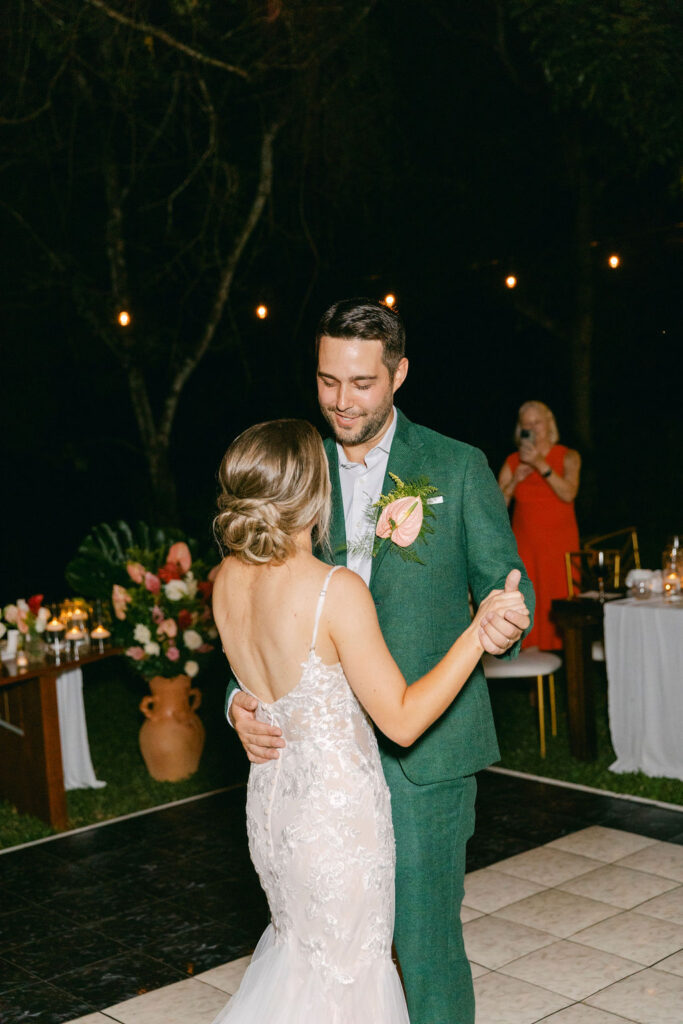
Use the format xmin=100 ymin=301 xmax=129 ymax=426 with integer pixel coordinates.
xmin=325 ymin=440 xmax=348 ymax=565
xmin=370 ymin=411 xmax=427 ymax=587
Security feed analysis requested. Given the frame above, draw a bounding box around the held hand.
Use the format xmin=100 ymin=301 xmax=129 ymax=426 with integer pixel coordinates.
xmin=518 ymin=440 xmax=541 ymax=468
xmin=513 ymin=463 xmax=534 ymax=484
xmin=475 ymin=570 xmax=529 ymax=654
xmin=231 ymin=690 xmax=285 ymax=764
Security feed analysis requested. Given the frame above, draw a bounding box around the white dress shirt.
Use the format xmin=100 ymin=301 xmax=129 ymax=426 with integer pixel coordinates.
xmin=337 ymin=408 xmax=397 ymax=586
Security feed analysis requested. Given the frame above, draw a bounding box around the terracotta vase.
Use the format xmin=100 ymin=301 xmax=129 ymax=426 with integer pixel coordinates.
xmin=139 ymin=675 xmax=205 ymax=781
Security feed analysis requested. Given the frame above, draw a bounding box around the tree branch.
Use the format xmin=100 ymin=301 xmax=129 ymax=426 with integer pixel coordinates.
xmin=84 ymin=0 xmax=249 ymax=79
xmin=158 ymin=119 xmax=281 ymax=442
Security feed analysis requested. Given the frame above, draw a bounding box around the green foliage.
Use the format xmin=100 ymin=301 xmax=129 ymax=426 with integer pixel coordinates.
xmin=512 ymin=0 xmax=683 ymax=164
xmin=65 ymin=521 xmax=190 ymax=598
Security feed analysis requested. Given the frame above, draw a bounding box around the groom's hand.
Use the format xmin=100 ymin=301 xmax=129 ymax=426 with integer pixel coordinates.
xmin=479 ymin=569 xmax=530 ymax=655
xmin=231 ymin=690 xmax=285 ymax=764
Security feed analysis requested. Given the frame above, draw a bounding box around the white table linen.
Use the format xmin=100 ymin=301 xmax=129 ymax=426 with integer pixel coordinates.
xmin=56 ymin=668 xmax=107 ymax=790
xmin=604 ymin=597 xmax=683 ymax=782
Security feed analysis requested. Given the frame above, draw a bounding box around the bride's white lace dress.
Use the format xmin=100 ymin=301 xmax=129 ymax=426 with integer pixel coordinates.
xmin=212 ymin=566 xmax=410 ymax=1023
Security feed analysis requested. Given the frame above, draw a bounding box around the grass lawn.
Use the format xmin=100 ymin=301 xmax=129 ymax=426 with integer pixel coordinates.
xmin=2 ymin=658 xmax=681 ymax=851
xmin=490 ymin=663 xmax=683 ymax=806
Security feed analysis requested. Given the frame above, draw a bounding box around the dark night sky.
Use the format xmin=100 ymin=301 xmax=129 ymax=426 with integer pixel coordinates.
xmin=2 ymin=1 xmax=681 ymax=598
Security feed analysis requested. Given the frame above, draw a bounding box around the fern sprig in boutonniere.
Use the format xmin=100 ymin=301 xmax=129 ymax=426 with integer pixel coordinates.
xmin=371 ymin=473 xmax=438 ymax=564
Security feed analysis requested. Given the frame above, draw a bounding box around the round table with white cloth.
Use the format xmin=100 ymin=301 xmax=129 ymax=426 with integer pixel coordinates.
xmin=604 ymin=596 xmax=683 ymax=782
xmin=56 ymin=669 xmax=106 ymax=790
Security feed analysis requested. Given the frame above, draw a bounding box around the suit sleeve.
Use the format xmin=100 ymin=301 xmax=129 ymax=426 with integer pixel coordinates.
xmin=224 ymin=676 xmax=240 ymax=724
xmin=462 ymin=446 xmax=535 ymax=657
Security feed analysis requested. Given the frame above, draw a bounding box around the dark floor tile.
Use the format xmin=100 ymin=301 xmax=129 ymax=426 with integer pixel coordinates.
xmin=95 ymin=900 xmax=208 ymax=948
xmin=53 ymin=950 xmax=185 ymax=1006
xmin=137 ymin=916 xmax=263 ymax=976
xmin=39 ymin=874 xmax=152 ymax=925
xmin=0 ymin=978 xmax=95 ymax=1023
xmin=0 ymin=888 xmax=32 ymax=914
xmin=164 ymin=876 xmax=267 ymax=924
xmin=0 ymin=909 xmax=77 ymax=955
xmin=0 ymin=858 xmax=107 ymax=903
xmin=5 ymin=927 xmax=126 ymax=981
xmin=0 ymin=957 xmax=39 ymax=995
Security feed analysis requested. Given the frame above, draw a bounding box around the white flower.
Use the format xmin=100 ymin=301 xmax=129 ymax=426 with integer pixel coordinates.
xmin=37 ymin=607 xmax=51 ymax=623
xmin=35 ymin=618 xmax=46 ymax=633
xmin=183 ymin=629 xmax=202 ymax=651
xmin=184 ymin=573 xmax=198 ymax=599
xmin=3 ymin=604 xmax=18 ymax=624
xmin=165 ymin=579 xmax=189 ymax=601
xmin=134 ymin=623 xmax=152 ymax=644
xmin=184 ymin=660 xmax=199 ymax=678
xmin=17 ymin=599 xmax=28 ymax=613
xmin=207 ymin=625 xmax=218 ymax=639
xmin=144 ymin=641 xmax=160 ymax=656
xmin=0 ymin=622 xmax=6 ymax=640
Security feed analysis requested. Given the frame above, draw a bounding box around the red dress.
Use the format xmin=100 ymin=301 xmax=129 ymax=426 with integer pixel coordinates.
xmin=505 ymin=445 xmax=579 ymax=650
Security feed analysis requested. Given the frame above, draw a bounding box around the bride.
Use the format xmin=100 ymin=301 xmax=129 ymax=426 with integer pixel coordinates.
xmin=210 ymin=419 xmax=528 ymax=1024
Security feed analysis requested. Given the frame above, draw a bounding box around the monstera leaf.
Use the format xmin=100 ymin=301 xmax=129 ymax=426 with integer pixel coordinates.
xmin=65 ymin=521 xmax=190 ymax=599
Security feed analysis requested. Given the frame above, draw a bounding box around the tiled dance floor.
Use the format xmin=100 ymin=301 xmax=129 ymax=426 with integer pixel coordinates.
xmin=0 ymin=771 xmax=681 ymax=1024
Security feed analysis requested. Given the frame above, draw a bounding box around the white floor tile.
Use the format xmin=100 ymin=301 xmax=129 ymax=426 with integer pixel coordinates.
xmin=473 ymin=971 xmax=571 ymax=1024
xmin=195 ymin=955 xmax=251 ymax=995
xmin=462 ymin=903 xmax=485 ymax=922
xmin=547 ymin=827 xmax=656 ymax=863
xmin=494 ymin=847 xmax=601 ymax=887
xmin=464 ymin=868 xmax=547 ymax=913
xmin=499 ymin=938 xmax=639 ymax=1000
xmin=637 ymin=885 xmax=683 ymax=925
xmin=586 ymin=966 xmax=683 ymax=1024
xmin=463 ymin=915 xmax=554 ymax=970
xmin=572 ymin=910 xmax=683 ymax=966
xmin=656 ymin=949 xmax=683 ymax=977
xmin=616 ymin=841 xmax=683 ymax=883
xmin=470 ymin=961 xmax=491 ymax=979
xmin=558 ymin=864 xmax=679 ymax=909
xmin=542 ymin=1005 xmax=642 ymax=1023
xmin=493 ymin=889 xmax=621 ymax=939
xmin=104 ymin=978 xmax=229 ymax=1024
xmin=66 ymin=1016 xmax=122 ymax=1024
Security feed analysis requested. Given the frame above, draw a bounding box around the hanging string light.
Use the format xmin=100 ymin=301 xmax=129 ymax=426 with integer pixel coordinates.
xmin=117 ymin=310 xmax=131 ymax=326
xmin=256 ymin=304 xmax=268 ymax=319
xmin=505 ymin=275 xmax=517 ymax=289
xmin=608 ymin=254 xmax=621 ymax=269
xmin=383 ymin=293 xmax=396 ymax=308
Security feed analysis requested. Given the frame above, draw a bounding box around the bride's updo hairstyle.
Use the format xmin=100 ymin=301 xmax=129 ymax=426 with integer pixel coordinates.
xmin=214 ymin=419 xmax=331 ymax=564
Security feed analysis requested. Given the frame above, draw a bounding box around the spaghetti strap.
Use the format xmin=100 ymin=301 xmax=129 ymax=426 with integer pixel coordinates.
xmin=310 ymin=566 xmax=341 ymax=652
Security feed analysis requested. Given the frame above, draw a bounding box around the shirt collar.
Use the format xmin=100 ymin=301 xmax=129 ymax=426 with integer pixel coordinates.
xmin=337 ymin=407 xmax=397 ymax=470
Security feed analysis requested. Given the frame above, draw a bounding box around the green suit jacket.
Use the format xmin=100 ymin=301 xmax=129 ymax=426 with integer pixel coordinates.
xmin=324 ymin=409 xmax=534 ymax=785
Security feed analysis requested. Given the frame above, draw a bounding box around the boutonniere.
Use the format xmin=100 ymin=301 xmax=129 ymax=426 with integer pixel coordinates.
xmin=372 ymin=473 xmax=439 ymax=564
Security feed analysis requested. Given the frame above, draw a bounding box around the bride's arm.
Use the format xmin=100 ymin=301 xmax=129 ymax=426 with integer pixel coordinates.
xmin=328 ymin=568 xmax=527 ymax=747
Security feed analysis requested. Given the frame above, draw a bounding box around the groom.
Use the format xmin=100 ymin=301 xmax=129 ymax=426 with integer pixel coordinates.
xmin=230 ymin=298 xmax=533 ymax=1023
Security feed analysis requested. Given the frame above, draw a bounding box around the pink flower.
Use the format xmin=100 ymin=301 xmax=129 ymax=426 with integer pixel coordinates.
xmin=151 ymin=605 xmax=165 ymax=624
xmin=166 ymin=646 xmax=180 ymax=662
xmin=144 ymin=572 xmax=161 ymax=594
xmin=126 ymin=645 xmax=145 ymax=661
xmin=166 ymin=542 xmax=192 ymax=574
xmin=198 ymin=643 xmax=213 ymax=654
xmin=158 ymin=618 xmax=178 ymax=639
xmin=112 ymin=584 xmax=132 ymax=621
xmin=16 ymin=606 xmax=29 ymax=634
xmin=376 ymin=496 xmax=423 ymax=548
xmin=126 ymin=562 xmax=146 ymax=584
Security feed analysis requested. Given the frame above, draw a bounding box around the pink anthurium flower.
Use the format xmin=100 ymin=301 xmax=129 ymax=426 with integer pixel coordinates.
xmin=376 ymin=496 xmax=423 ymax=548
xmin=126 ymin=562 xmax=146 ymax=584
xmin=166 ymin=542 xmax=192 ymax=574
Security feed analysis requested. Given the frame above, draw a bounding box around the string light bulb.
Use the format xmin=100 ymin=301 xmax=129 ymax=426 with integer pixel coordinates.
xmin=383 ymin=293 xmax=396 ymax=308
xmin=608 ymin=254 xmax=620 ymax=269
xmin=117 ymin=310 xmax=131 ymax=327
xmin=505 ymin=275 xmax=517 ymax=289
xmin=256 ymin=304 xmax=268 ymax=320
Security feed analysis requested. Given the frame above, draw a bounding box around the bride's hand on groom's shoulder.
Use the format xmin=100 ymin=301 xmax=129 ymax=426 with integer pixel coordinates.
xmin=232 ymin=690 xmax=285 ymax=764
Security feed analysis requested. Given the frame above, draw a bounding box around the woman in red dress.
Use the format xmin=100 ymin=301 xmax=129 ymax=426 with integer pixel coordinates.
xmin=498 ymin=401 xmax=581 ymax=650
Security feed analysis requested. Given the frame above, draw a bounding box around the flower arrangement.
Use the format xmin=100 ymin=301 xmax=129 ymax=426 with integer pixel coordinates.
xmin=1 ymin=595 xmax=51 ymax=639
xmin=372 ymin=473 xmax=438 ymax=564
xmin=112 ymin=541 xmax=218 ymax=680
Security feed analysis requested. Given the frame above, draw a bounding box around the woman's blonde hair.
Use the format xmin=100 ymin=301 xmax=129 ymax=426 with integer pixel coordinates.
xmin=514 ymin=400 xmax=559 ymax=446
xmin=213 ymin=419 xmax=331 ymax=564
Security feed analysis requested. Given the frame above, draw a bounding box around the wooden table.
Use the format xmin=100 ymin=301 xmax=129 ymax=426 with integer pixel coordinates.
xmin=0 ymin=647 xmax=122 ymax=828
xmin=551 ymin=598 xmax=605 ymax=761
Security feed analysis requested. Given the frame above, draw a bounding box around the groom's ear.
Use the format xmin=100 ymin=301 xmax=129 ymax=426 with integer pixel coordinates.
xmin=392 ymin=357 xmax=409 ymax=394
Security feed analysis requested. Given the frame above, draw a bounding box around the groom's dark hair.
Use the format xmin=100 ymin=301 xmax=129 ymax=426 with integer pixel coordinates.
xmin=315 ymin=297 xmax=406 ymax=376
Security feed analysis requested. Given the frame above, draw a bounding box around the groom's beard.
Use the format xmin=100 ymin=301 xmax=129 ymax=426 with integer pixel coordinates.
xmin=320 ymin=394 xmax=394 ymax=449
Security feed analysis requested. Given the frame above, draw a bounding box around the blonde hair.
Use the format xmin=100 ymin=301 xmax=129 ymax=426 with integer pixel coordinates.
xmin=514 ymin=400 xmax=559 ymax=446
xmin=214 ymin=419 xmax=331 ymax=564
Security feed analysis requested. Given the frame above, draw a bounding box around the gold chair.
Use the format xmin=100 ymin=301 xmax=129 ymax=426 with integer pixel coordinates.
xmin=482 ymin=648 xmax=561 ymax=758
xmin=582 ymin=527 xmax=641 ymax=586
xmin=565 ymin=548 xmax=621 ymax=599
